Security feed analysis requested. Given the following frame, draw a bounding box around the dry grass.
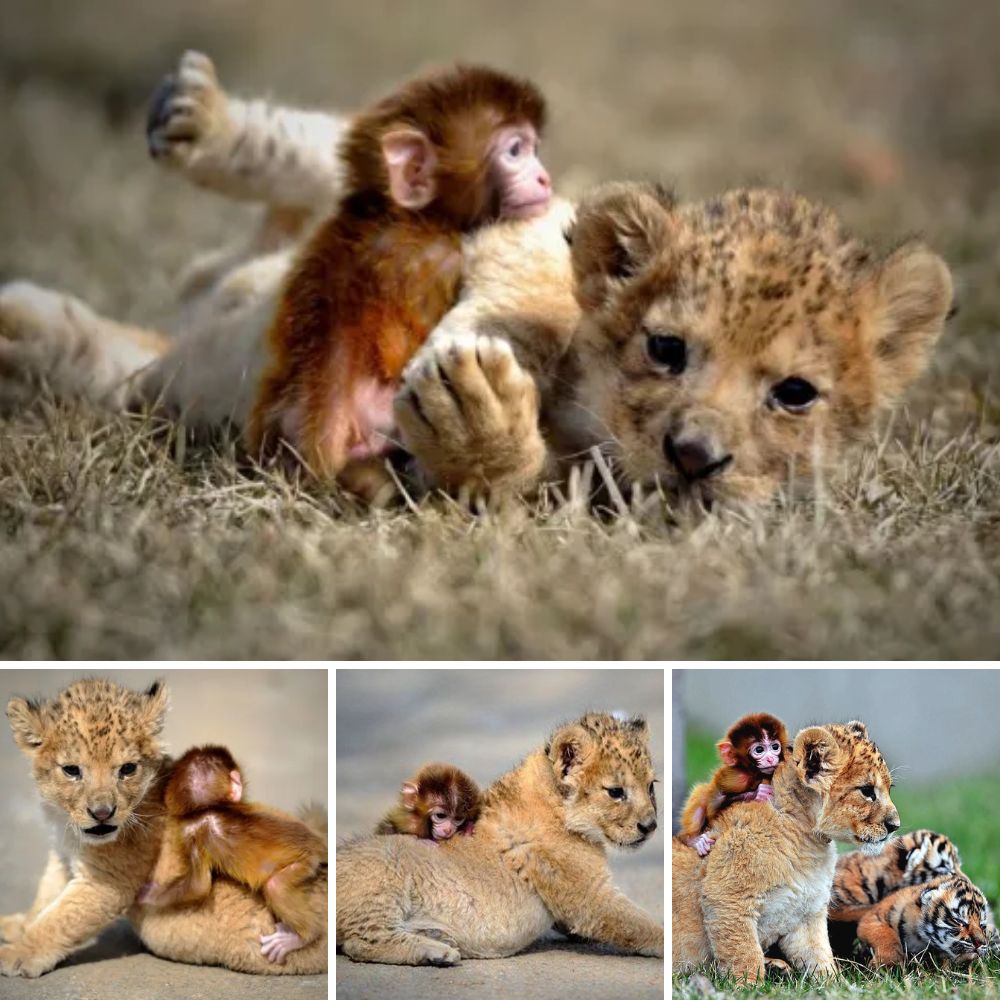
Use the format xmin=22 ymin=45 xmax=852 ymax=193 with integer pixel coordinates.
xmin=1 ymin=0 xmax=999 ymax=659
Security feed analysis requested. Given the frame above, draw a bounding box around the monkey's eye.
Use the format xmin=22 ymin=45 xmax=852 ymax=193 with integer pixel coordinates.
xmin=770 ymin=376 xmax=819 ymax=413
xmin=431 ymin=811 xmax=448 ymax=822
xmin=61 ymin=765 xmax=82 ymax=779
xmin=770 ymin=743 xmax=780 ymax=752
xmin=858 ymin=784 xmax=876 ymax=800
xmin=752 ymin=744 xmax=764 ymax=756
xmin=646 ymin=333 xmax=687 ymax=374
xmin=606 ymin=787 xmax=626 ymax=800
xmin=119 ymin=762 xmax=138 ymax=777
xmin=507 ymin=137 xmax=524 ymax=158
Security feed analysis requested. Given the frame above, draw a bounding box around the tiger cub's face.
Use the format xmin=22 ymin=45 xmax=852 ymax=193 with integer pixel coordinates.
xmin=917 ymin=875 xmax=992 ymax=964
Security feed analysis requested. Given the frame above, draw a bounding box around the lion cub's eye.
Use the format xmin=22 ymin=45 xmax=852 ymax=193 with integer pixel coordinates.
xmin=119 ymin=762 xmax=138 ymax=777
xmin=61 ymin=765 xmax=82 ymax=779
xmin=646 ymin=333 xmax=687 ymax=374
xmin=606 ymin=787 xmax=626 ymax=800
xmin=770 ymin=376 xmax=819 ymax=412
xmin=858 ymin=784 xmax=876 ymax=800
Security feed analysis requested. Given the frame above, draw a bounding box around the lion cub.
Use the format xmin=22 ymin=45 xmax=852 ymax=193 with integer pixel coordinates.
xmin=399 ymin=183 xmax=954 ymax=507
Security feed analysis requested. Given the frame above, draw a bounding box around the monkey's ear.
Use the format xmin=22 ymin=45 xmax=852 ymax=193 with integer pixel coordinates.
xmin=382 ymin=128 xmax=437 ymax=209
xmin=570 ymin=181 xmax=673 ymax=311
xmin=6 ymin=697 xmax=47 ymax=754
xmin=717 ymin=740 xmax=738 ymax=766
xmin=791 ymin=726 xmax=844 ymax=793
xmin=547 ymin=723 xmax=595 ymax=795
xmin=400 ymin=781 xmax=419 ymax=809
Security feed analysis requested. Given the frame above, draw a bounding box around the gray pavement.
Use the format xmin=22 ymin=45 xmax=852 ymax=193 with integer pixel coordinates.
xmin=335 ymin=668 xmax=665 ymax=1000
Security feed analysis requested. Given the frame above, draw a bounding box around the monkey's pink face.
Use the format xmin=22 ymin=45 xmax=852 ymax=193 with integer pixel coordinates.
xmin=429 ymin=807 xmax=464 ymax=840
xmin=491 ymin=124 xmax=551 ymax=220
xmin=749 ymin=730 xmax=783 ymax=774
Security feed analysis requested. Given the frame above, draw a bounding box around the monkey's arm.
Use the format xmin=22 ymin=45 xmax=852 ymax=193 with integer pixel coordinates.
xmin=147 ymin=51 xmax=347 ymax=212
xmin=374 ymin=807 xmax=411 ymax=835
xmin=713 ymin=765 xmax=754 ymax=797
xmin=139 ymin=840 xmax=213 ymax=909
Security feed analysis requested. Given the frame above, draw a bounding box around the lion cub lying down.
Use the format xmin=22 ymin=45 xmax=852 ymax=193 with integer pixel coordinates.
xmin=337 ymin=712 xmax=662 ymax=965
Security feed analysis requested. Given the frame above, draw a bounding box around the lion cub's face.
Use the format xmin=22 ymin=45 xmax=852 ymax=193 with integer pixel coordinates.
xmin=547 ymin=712 xmax=658 ymax=849
xmin=570 ymin=185 xmax=953 ymax=505
xmin=7 ymin=679 xmax=169 ymax=845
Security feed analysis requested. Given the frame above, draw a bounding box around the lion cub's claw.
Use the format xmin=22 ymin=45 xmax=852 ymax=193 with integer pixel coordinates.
xmin=147 ymin=50 xmax=225 ymax=164
xmin=395 ymin=332 xmax=544 ymax=495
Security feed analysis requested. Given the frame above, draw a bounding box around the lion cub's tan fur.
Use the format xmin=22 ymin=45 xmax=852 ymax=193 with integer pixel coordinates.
xmin=673 ymin=720 xmax=899 ymax=983
xmin=0 ymin=678 xmax=326 ymax=978
xmin=337 ymin=712 xmax=663 ymax=965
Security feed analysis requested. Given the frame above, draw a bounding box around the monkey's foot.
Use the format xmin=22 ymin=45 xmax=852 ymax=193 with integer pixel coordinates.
xmin=692 ymin=832 xmax=715 ymax=856
xmin=147 ymin=50 xmax=231 ymax=169
xmin=260 ymin=922 xmax=305 ymax=965
xmin=395 ymin=332 xmax=546 ymax=499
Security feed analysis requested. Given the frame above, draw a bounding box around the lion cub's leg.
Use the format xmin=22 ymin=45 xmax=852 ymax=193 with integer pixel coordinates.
xmin=703 ymin=909 xmax=766 ymax=983
xmin=147 ymin=50 xmax=346 ymax=214
xmin=0 ymin=282 xmax=169 ymax=409
xmin=0 ymin=851 xmax=68 ymax=943
xmin=778 ymin=911 xmax=838 ymax=976
xmin=341 ymin=932 xmax=460 ymax=967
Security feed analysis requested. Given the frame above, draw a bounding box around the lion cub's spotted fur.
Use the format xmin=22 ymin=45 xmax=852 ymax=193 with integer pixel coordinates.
xmin=672 ymin=720 xmax=900 ymax=983
xmin=1 ymin=678 xmax=326 ymax=978
xmin=337 ymin=712 xmax=662 ymax=965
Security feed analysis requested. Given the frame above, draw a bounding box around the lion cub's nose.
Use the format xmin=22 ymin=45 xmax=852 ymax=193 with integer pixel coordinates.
xmin=663 ymin=434 xmax=732 ymax=481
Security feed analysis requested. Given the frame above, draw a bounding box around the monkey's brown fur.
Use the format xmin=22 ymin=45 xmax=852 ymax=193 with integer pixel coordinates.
xmin=142 ymin=745 xmax=327 ymax=949
xmin=679 ymin=712 xmax=789 ymax=841
xmin=248 ymin=64 xmax=547 ymax=488
xmin=375 ymin=763 xmax=480 ymax=839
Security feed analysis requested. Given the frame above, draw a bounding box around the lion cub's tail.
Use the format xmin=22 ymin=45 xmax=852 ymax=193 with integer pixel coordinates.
xmin=0 ymin=281 xmax=170 ymax=411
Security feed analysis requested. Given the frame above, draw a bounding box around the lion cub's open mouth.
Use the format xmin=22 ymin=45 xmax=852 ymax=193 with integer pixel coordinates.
xmin=82 ymin=822 xmax=118 ymax=838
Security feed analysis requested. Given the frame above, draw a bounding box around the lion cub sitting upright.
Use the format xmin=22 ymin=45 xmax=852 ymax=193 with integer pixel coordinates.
xmin=337 ymin=712 xmax=662 ymax=965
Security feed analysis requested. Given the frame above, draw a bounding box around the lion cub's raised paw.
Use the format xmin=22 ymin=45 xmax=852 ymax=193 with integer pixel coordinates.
xmin=395 ymin=332 xmax=546 ymax=497
xmin=147 ymin=50 xmax=229 ymax=166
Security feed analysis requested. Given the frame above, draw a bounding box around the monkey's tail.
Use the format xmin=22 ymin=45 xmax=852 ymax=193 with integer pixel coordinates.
xmin=297 ymin=801 xmax=328 ymax=842
xmin=0 ymin=280 xmax=170 ymax=411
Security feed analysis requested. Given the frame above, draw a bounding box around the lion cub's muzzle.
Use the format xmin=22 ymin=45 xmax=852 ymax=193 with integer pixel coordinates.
xmin=663 ymin=432 xmax=733 ymax=482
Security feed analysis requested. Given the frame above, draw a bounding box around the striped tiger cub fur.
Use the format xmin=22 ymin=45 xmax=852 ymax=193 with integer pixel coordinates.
xmin=830 ymin=829 xmax=962 ymax=924
xmin=853 ymin=874 xmax=993 ymax=967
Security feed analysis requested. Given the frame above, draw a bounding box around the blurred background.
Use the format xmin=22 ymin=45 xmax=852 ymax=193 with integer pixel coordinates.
xmin=1 ymin=0 xmax=998 ymax=401
xmin=673 ymin=668 xmax=1000 ymax=909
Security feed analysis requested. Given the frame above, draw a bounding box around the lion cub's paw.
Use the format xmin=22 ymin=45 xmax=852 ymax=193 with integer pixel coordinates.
xmin=396 ymin=332 xmax=545 ymax=494
xmin=413 ymin=938 xmax=461 ymax=966
xmin=147 ymin=50 xmax=228 ymax=165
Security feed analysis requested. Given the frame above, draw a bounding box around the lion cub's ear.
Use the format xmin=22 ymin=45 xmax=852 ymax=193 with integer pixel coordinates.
xmin=547 ymin=723 xmax=595 ymax=792
xmin=7 ymin=696 xmax=47 ymax=753
xmin=861 ymin=242 xmax=953 ymax=404
xmin=137 ymin=680 xmax=170 ymax=736
xmin=570 ymin=181 xmax=674 ymax=312
xmin=791 ymin=726 xmax=845 ymax=792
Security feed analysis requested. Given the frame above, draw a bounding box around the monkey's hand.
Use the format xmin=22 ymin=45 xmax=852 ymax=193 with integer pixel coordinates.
xmin=260 ymin=922 xmax=306 ymax=965
xmin=753 ymin=785 xmax=774 ymax=802
xmin=460 ymin=822 xmax=476 ymax=836
xmin=135 ymin=881 xmax=165 ymax=906
xmin=395 ymin=332 xmax=548 ymax=500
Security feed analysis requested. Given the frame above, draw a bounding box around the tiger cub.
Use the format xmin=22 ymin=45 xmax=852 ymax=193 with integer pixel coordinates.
xmin=830 ymin=829 xmax=962 ymax=922
xmin=828 ymin=829 xmax=962 ymax=958
xmin=855 ymin=874 xmax=993 ymax=968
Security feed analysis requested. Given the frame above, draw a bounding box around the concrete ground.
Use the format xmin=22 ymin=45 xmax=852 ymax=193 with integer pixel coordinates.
xmin=335 ymin=668 xmax=664 ymax=1000
xmin=0 ymin=668 xmax=328 ymax=1000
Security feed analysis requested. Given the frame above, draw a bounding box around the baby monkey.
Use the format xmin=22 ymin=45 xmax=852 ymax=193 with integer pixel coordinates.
xmin=139 ymin=745 xmax=327 ymax=965
xmin=679 ymin=712 xmax=789 ymax=857
xmin=376 ymin=763 xmax=480 ymax=841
